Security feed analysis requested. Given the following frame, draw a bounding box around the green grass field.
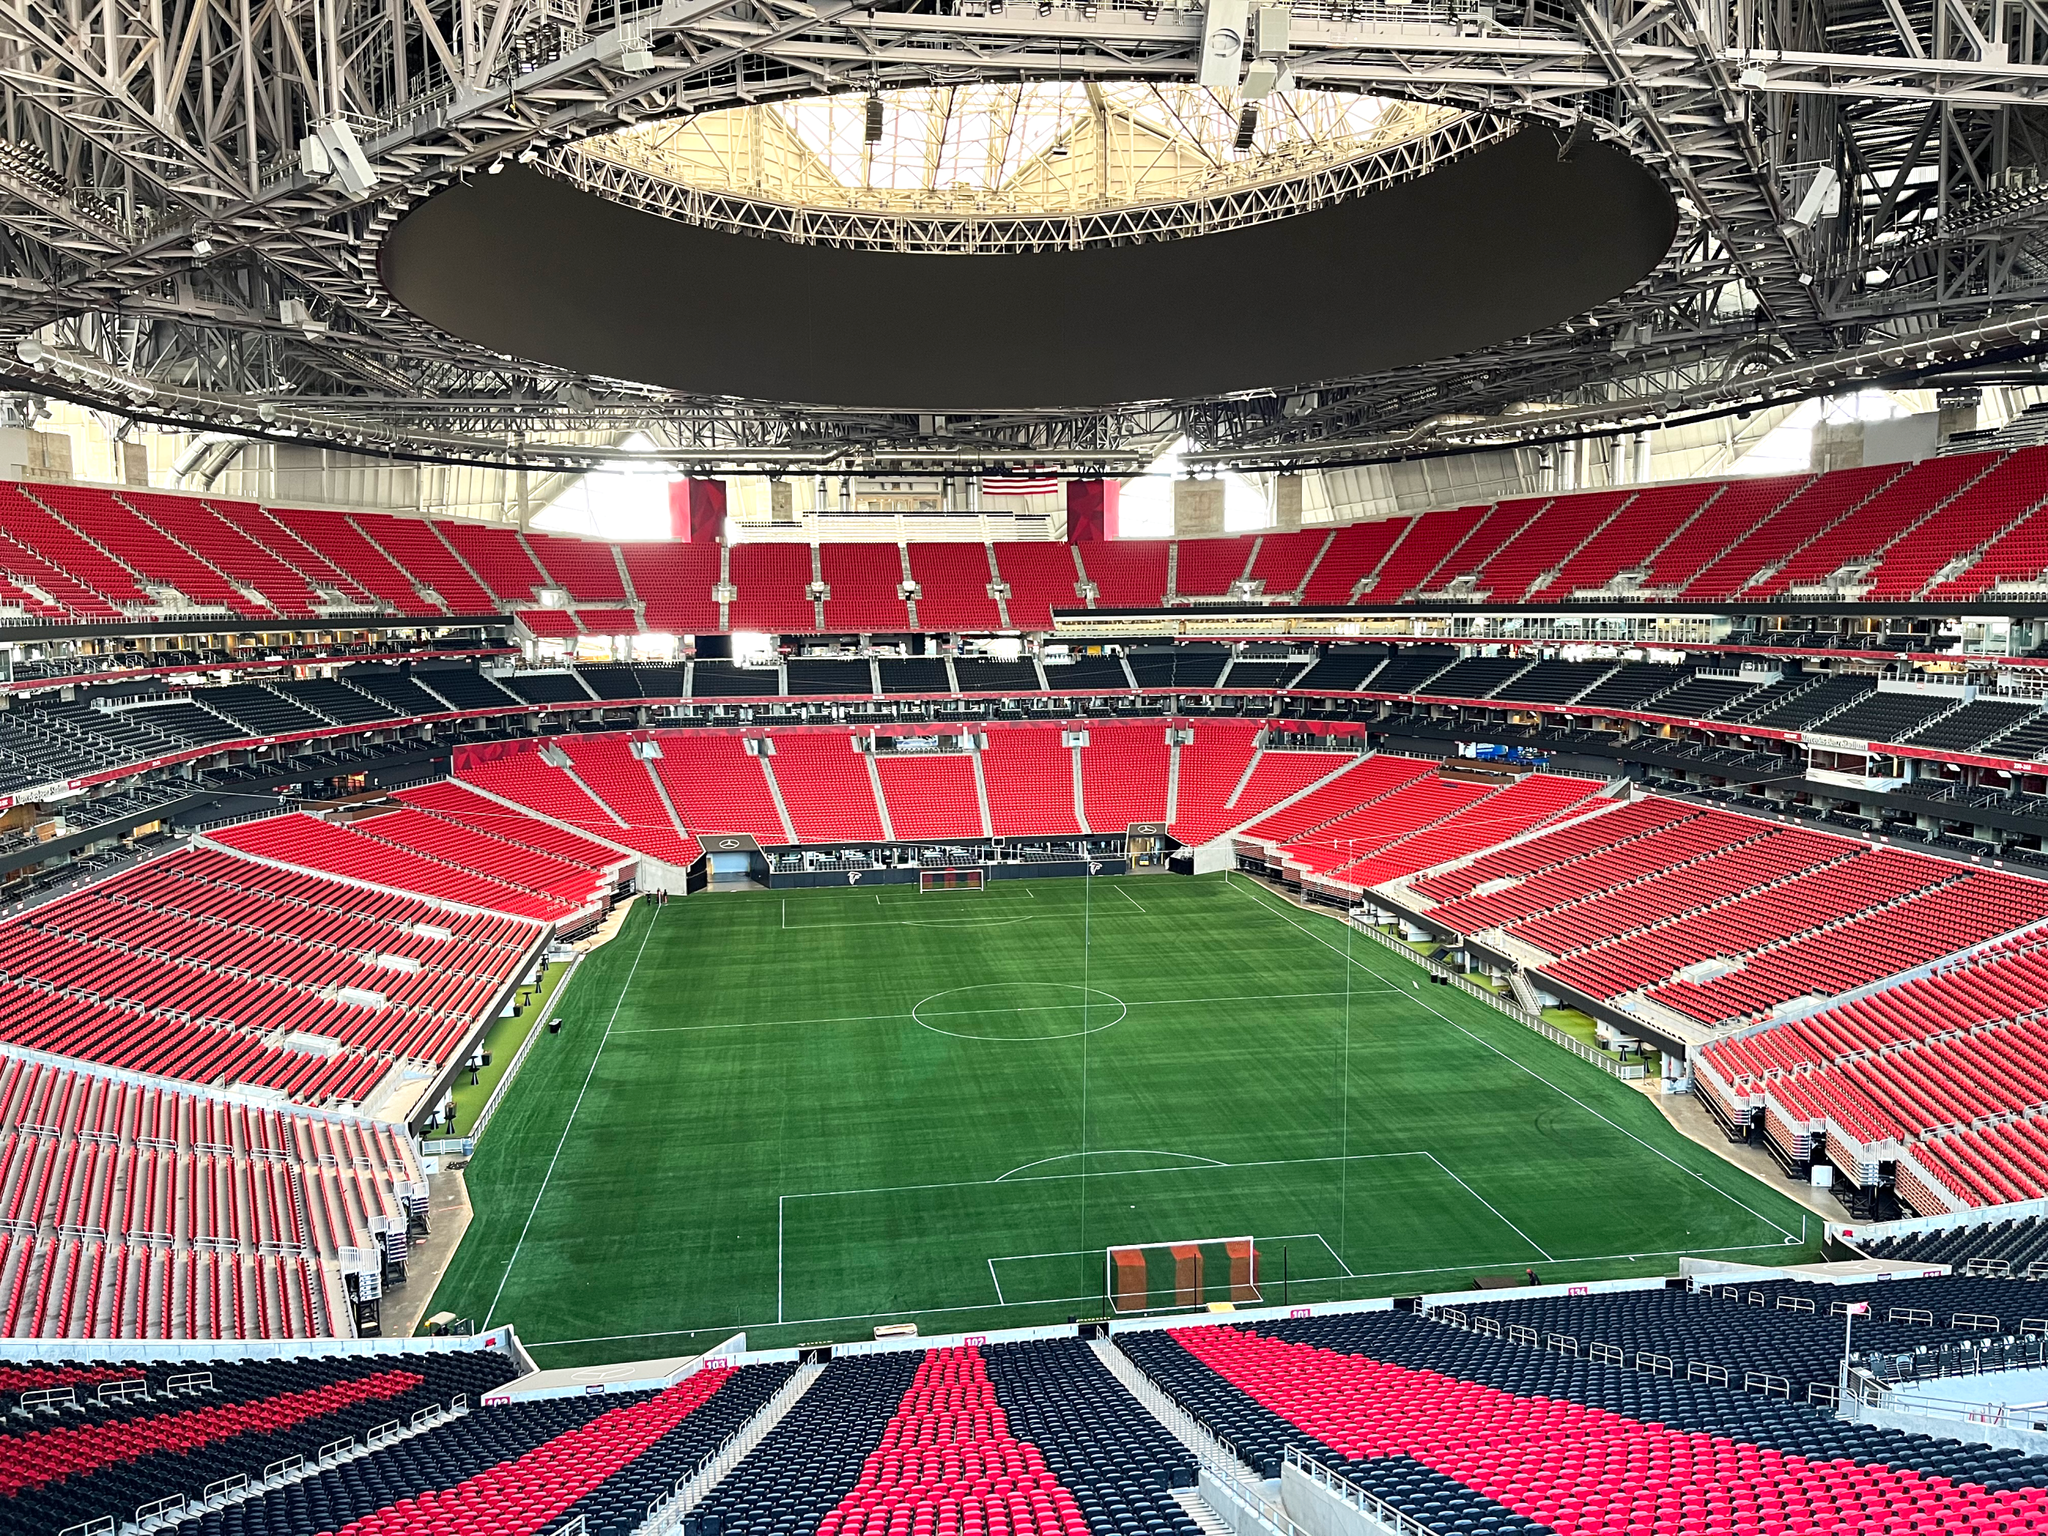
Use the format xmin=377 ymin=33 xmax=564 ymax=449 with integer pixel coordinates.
xmin=424 ymin=873 xmax=1822 ymax=1367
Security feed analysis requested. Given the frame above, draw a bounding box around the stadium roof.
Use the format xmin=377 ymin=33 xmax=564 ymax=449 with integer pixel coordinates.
xmin=1 ymin=0 xmax=2045 ymax=473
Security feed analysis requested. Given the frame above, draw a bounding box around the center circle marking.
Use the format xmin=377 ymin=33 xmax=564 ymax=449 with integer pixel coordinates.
xmin=912 ymin=983 xmax=1128 ymax=1041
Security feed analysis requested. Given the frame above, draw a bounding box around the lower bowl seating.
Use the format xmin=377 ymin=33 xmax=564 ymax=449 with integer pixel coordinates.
xmin=1120 ymin=1311 xmax=2048 ymax=1536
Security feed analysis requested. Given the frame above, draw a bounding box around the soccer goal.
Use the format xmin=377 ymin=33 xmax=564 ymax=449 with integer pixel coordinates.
xmin=919 ymin=868 xmax=986 ymax=893
xmin=1107 ymin=1236 xmax=1260 ymax=1313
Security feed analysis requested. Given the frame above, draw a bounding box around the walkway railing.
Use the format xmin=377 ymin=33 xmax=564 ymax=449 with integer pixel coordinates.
xmin=1345 ymin=912 xmax=1649 ymax=1082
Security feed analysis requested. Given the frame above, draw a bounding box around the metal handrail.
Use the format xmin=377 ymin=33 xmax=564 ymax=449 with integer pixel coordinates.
xmin=637 ymin=1365 xmax=819 ymax=1535
xmin=1346 ymin=916 xmax=1649 ymax=1081
xmin=1283 ymin=1446 xmax=1446 ymax=1536
xmin=137 ymin=1398 xmax=470 ymax=1534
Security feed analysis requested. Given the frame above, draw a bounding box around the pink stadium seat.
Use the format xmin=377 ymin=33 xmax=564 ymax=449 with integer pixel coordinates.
xmin=360 ymin=516 xmax=497 ymax=612
xmin=819 ymin=543 xmax=911 ymax=631
xmin=1246 ymin=530 xmax=1326 ymax=599
xmin=874 ymin=750 xmax=986 ymax=839
xmin=1301 ymin=519 xmax=1408 ymax=605
xmin=1356 ymin=507 xmax=1486 ymax=603
xmin=769 ymin=733 xmax=887 ymax=842
xmin=645 ymin=733 xmax=790 ymax=842
xmin=1074 ymin=540 xmax=1169 ymax=607
xmin=1078 ymin=722 xmax=1170 ymax=832
xmin=907 ymin=543 xmax=1002 ymax=631
xmin=208 ymin=813 xmax=579 ymax=921
xmin=1173 ymin=537 xmax=1257 ymax=597
xmin=525 ymin=531 xmax=629 ymax=600
xmin=991 ymin=543 xmax=1083 ymax=629
xmin=624 ymin=542 xmax=722 ymax=633
xmin=815 ymin=1348 xmax=1088 ymax=1536
xmin=440 ymin=521 xmax=550 ymax=604
xmin=729 ymin=543 xmax=817 ymax=632
xmin=980 ymin=727 xmax=1082 ymax=835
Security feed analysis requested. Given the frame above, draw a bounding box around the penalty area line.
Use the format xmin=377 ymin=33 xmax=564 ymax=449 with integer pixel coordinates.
xmin=1425 ymin=1151 xmax=1553 ymax=1262
xmin=1221 ymin=876 xmax=1804 ymax=1244
xmin=611 ymin=989 xmax=1390 ymax=1037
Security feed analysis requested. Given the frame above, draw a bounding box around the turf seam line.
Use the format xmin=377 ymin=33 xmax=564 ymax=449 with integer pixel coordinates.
xmin=607 ymin=989 xmax=1398 ymax=1035
xmin=482 ymin=901 xmax=661 ymax=1331
xmin=1220 ymin=874 xmax=1804 ymax=1244
xmin=993 ymin=1149 xmax=1228 ymax=1180
xmin=783 ymin=1150 xmax=1431 ymax=1201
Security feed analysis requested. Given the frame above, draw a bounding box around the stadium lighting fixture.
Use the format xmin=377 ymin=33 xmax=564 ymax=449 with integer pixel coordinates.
xmin=517 ymin=144 xmax=540 ymax=163
xmin=1864 ymin=266 xmax=1890 ymax=285
xmin=488 ymin=153 xmax=508 ymax=174
xmin=191 ymin=236 xmax=214 ymax=256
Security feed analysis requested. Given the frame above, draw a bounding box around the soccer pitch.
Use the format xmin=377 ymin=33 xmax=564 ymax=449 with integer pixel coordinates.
xmin=425 ymin=873 xmax=1822 ymax=1366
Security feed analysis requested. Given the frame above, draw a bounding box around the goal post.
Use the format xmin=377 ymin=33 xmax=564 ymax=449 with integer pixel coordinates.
xmin=919 ymin=868 xmax=986 ymax=893
xmin=1106 ymin=1236 xmax=1260 ymax=1313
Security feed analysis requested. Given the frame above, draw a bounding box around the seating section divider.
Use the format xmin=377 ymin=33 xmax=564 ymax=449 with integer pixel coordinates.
xmin=9 ymin=1348 xmax=520 ymax=1534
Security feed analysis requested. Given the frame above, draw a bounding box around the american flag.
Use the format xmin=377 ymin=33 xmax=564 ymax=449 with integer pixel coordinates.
xmin=981 ymin=474 xmax=1060 ymax=497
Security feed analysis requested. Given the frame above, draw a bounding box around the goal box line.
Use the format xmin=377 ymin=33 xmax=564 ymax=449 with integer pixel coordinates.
xmin=920 ymin=868 xmax=987 ymax=892
xmin=1106 ymin=1235 xmax=1260 ymax=1315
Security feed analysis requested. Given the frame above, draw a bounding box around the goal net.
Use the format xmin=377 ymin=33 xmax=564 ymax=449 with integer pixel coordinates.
xmin=1106 ymin=1236 xmax=1260 ymax=1313
xmin=919 ymin=868 xmax=986 ymax=893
